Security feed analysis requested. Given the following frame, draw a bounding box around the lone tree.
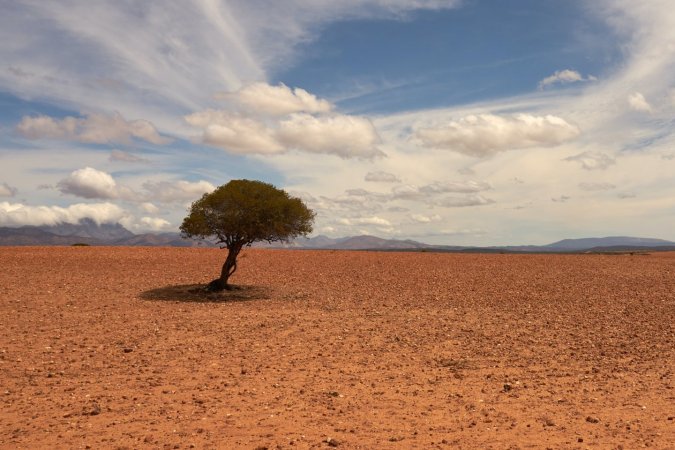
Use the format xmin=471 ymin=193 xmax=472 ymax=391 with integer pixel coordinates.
xmin=180 ymin=179 xmax=315 ymax=291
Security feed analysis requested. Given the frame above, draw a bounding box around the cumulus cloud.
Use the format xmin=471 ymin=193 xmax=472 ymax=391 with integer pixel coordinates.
xmin=140 ymin=202 xmax=160 ymax=214
xmin=0 ymin=201 xmax=126 ymax=227
xmin=186 ymin=109 xmax=382 ymax=159
xmin=142 ymin=180 xmax=215 ymax=203
xmin=364 ymin=171 xmax=401 ymax=183
xmin=139 ymin=216 xmax=171 ymax=231
xmin=0 ymin=182 xmax=17 ymax=197
xmin=415 ymin=114 xmax=580 ymax=157
xmin=56 ymin=167 xmax=213 ymax=205
xmin=219 ymin=82 xmax=333 ymax=116
xmin=277 ymin=113 xmax=382 ymax=159
xmin=188 ymin=81 xmax=382 ymax=159
xmin=185 ymin=110 xmax=284 ymax=154
xmin=551 ymin=195 xmax=571 ymax=203
xmin=57 ymin=167 xmax=120 ymax=199
xmin=109 ymin=149 xmax=150 ymax=163
xmin=16 ymin=112 xmax=172 ymax=145
xmin=579 ymin=182 xmax=616 ymax=191
xmin=565 ymin=151 xmax=616 ymax=170
xmin=627 ymin=92 xmax=653 ymax=113
xmin=538 ymin=69 xmax=596 ymax=89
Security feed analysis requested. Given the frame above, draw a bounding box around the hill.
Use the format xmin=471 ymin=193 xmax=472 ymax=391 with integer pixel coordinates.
xmin=543 ymin=236 xmax=675 ymax=251
xmin=1 ymin=222 xmax=674 ymax=253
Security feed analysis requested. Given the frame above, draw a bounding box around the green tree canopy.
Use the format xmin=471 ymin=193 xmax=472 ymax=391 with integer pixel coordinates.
xmin=180 ymin=179 xmax=315 ymax=290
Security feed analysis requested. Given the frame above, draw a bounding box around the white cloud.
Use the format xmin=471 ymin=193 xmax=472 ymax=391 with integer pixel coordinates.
xmin=434 ymin=227 xmax=487 ymax=237
xmin=277 ymin=113 xmax=383 ymax=159
xmin=220 ymin=82 xmax=333 ymax=116
xmin=0 ymin=182 xmax=17 ymax=197
xmin=0 ymin=201 xmax=127 ymax=227
xmin=56 ymin=168 xmax=214 ymax=205
xmin=57 ymin=167 xmax=120 ymax=199
xmin=186 ymin=110 xmax=383 ymax=159
xmin=0 ymin=2 xmax=264 ymax=137
xmin=538 ymin=69 xmax=596 ymax=89
xmin=0 ymin=2 xmax=462 ymax=142
xmin=418 ymin=180 xmax=491 ymax=194
xmin=354 ymin=216 xmax=392 ymax=226
xmin=185 ymin=110 xmax=284 ymax=154
xmin=17 ymin=112 xmax=171 ymax=145
xmin=109 ymin=149 xmax=150 ymax=163
xmin=627 ymin=92 xmax=652 ymax=113
xmin=391 ymin=184 xmax=423 ymax=200
xmin=565 ymin=151 xmax=616 ymax=170
xmin=432 ymin=195 xmax=494 ymax=207
xmin=410 ymin=213 xmax=441 ymax=223
xmin=139 ymin=216 xmax=171 ymax=231
xmin=415 ymin=114 xmax=580 ymax=157
xmin=142 ymin=180 xmax=215 ymax=203
xmin=579 ymin=182 xmax=616 ymax=191
xmin=346 ymin=188 xmax=372 ymax=197
xmin=140 ymin=202 xmax=160 ymax=214
xmin=364 ymin=171 xmax=401 ymax=183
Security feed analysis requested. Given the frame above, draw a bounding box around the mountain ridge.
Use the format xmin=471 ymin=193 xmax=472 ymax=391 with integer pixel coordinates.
xmin=1 ymin=222 xmax=674 ymax=252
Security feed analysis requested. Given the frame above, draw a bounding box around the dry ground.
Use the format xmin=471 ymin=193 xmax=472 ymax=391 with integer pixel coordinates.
xmin=1 ymin=247 xmax=674 ymax=449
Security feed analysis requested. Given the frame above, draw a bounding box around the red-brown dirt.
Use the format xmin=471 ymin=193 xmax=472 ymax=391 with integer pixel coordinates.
xmin=1 ymin=247 xmax=674 ymax=449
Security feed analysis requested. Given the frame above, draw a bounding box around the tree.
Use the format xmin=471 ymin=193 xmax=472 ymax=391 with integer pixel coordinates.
xmin=180 ymin=179 xmax=315 ymax=291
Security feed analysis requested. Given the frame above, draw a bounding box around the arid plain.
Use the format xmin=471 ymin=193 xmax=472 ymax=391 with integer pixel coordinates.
xmin=1 ymin=247 xmax=673 ymax=449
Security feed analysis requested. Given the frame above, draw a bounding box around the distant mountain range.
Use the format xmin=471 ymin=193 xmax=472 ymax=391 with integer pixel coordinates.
xmin=285 ymin=234 xmax=675 ymax=253
xmin=1 ymin=221 xmax=674 ymax=253
xmin=0 ymin=221 xmax=208 ymax=247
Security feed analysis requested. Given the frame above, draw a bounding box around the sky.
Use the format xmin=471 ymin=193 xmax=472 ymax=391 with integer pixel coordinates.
xmin=1 ymin=0 xmax=674 ymax=246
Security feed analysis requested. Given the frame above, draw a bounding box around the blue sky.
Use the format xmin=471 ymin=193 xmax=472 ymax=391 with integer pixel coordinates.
xmin=1 ymin=0 xmax=674 ymax=245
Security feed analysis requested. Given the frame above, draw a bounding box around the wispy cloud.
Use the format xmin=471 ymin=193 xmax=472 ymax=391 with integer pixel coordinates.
xmin=364 ymin=171 xmax=401 ymax=183
xmin=0 ymin=182 xmax=18 ymax=198
xmin=17 ymin=113 xmax=171 ymax=145
xmin=564 ymin=151 xmax=616 ymax=170
xmin=579 ymin=182 xmax=616 ymax=191
xmin=109 ymin=150 xmax=150 ymax=163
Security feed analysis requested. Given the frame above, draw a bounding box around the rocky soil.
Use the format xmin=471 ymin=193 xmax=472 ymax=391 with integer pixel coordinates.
xmin=1 ymin=247 xmax=673 ymax=449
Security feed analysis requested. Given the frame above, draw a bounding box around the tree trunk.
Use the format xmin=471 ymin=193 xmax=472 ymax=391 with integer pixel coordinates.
xmin=207 ymin=244 xmax=242 ymax=291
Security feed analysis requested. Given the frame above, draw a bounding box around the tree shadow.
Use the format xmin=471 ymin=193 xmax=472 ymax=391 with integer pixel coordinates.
xmin=139 ymin=284 xmax=271 ymax=303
